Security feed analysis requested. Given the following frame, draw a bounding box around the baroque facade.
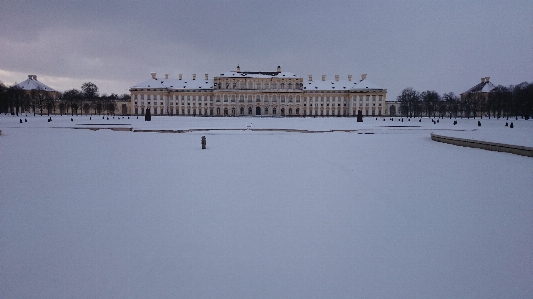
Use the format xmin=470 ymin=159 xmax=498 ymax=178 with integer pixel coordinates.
xmin=129 ymin=66 xmax=387 ymax=117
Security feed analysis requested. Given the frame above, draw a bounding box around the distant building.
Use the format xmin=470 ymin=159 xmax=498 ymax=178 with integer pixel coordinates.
xmin=129 ymin=66 xmax=388 ymax=117
xmin=461 ymin=77 xmax=496 ymax=99
xmin=460 ymin=77 xmax=495 ymax=117
xmin=15 ymin=75 xmax=59 ymax=97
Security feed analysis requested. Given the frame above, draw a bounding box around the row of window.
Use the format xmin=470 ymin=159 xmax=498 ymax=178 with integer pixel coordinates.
xmin=136 ymin=107 xmax=383 ymax=117
xmin=216 ymin=81 xmax=303 ymax=91
xmin=133 ymin=94 xmax=383 ymax=102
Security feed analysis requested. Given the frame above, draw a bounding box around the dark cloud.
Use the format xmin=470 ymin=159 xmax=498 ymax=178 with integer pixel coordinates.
xmin=1 ymin=0 xmax=531 ymax=96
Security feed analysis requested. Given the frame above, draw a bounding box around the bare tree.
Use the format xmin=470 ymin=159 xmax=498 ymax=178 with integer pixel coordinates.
xmin=398 ymin=87 xmax=421 ymax=117
xmin=421 ymin=90 xmax=440 ymax=117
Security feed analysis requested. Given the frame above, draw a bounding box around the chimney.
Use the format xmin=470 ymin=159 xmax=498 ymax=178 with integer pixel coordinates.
xmin=28 ymin=75 xmax=33 ymax=80
xmin=361 ymin=74 xmax=367 ymax=80
xmin=481 ymin=77 xmax=485 ymax=83
xmin=151 ymin=72 xmax=156 ymax=79
xmin=308 ymin=75 xmax=313 ymax=81
xmin=335 ymin=75 xmax=339 ymax=82
xmin=34 ymin=75 xmax=37 ymax=80
xmin=348 ymin=75 xmax=352 ymax=81
xmin=165 ymin=74 xmax=169 ymax=79
xmin=277 ymin=66 xmax=281 ymax=73
xmin=322 ymin=75 xmax=326 ymax=81
xmin=193 ymin=74 xmax=196 ymax=80
xmin=205 ymin=74 xmax=209 ymax=80
xmin=179 ymin=74 xmax=182 ymax=80
xmin=485 ymin=77 xmax=490 ymax=82
xmin=236 ymin=65 xmax=241 ymax=72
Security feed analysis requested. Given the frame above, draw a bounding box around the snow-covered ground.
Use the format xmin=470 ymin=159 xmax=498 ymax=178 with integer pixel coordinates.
xmin=1 ymin=115 xmax=532 ymax=299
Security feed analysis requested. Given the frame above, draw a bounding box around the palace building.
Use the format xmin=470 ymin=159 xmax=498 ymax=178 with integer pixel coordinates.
xmin=129 ymin=66 xmax=387 ymax=117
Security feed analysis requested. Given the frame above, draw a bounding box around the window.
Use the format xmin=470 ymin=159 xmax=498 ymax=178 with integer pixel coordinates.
xmin=248 ymin=95 xmax=252 ymax=102
xmin=281 ymin=95 xmax=285 ymax=102
xmin=248 ymin=82 xmax=253 ymax=89
xmin=288 ymin=83 xmax=292 ymax=90
xmin=239 ymin=95 xmax=244 ymax=103
xmin=256 ymin=83 xmax=261 ymax=90
xmin=233 ymin=83 xmax=236 ymax=89
xmin=224 ymin=95 xmax=228 ymax=102
xmin=231 ymin=95 xmax=235 ymax=102
xmin=272 ymin=108 xmax=276 ymax=115
xmin=272 ymin=83 xmax=277 ymax=89
xmin=281 ymin=83 xmax=285 ymax=89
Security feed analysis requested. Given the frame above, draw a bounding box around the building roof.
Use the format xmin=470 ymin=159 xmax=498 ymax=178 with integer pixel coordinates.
xmin=462 ymin=77 xmax=496 ymax=95
xmin=303 ymin=77 xmax=384 ymax=91
xmin=218 ymin=71 xmax=301 ymax=79
xmin=131 ymin=72 xmax=385 ymax=92
xmin=15 ymin=75 xmax=57 ymax=92
xmin=131 ymin=77 xmax=214 ymax=90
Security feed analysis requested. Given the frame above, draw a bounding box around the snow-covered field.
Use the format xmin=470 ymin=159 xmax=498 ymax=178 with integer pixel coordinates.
xmin=1 ymin=115 xmax=532 ymax=299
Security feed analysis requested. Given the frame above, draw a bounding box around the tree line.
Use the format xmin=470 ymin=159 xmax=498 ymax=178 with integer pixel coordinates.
xmin=0 ymin=81 xmax=130 ymax=116
xmin=397 ymin=82 xmax=533 ymax=119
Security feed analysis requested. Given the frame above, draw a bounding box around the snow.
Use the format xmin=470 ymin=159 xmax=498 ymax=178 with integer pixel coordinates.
xmin=15 ymin=76 xmax=58 ymax=92
xmin=1 ymin=115 xmax=532 ymax=299
xmin=480 ymin=81 xmax=496 ymax=93
xmin=302 ymin=78 xmax=383 ymax=91
xmin=131 ymin=77 xmax=214 ymax=90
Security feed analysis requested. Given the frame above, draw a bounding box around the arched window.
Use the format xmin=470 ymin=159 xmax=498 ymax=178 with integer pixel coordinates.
xmin=239 ymin=95 xmax=244 ymax=103
xmin=224 ymin=95 xmax=228 ymax=102
xmin=288 ymin=83 xmax=292 ymax=90
xmin=281 ymin=83 xmax=285 ymax=89
xmin=281 ymin=95 xmax=285 ymax=102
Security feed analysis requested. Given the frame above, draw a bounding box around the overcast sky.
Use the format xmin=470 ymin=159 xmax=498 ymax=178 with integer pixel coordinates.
xmin=1 ymin=0 xmax=532 ymax=98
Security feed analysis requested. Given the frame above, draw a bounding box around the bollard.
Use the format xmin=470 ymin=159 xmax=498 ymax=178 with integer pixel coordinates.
xmin=201 ymin=136 xmax=206 ymax=149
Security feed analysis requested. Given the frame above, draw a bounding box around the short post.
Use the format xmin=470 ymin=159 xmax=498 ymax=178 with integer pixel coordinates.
xmin=145 ymin=109 xmax=151 ymax=121
xmin=356 ymin=110 xmax=363 ymax=122
xmin=201 ymin=136 xmax=206 ymax=149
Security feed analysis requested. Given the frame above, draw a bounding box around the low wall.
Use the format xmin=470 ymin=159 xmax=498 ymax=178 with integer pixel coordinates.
xmin=430 ymin=133 xmax=533 ymax=158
